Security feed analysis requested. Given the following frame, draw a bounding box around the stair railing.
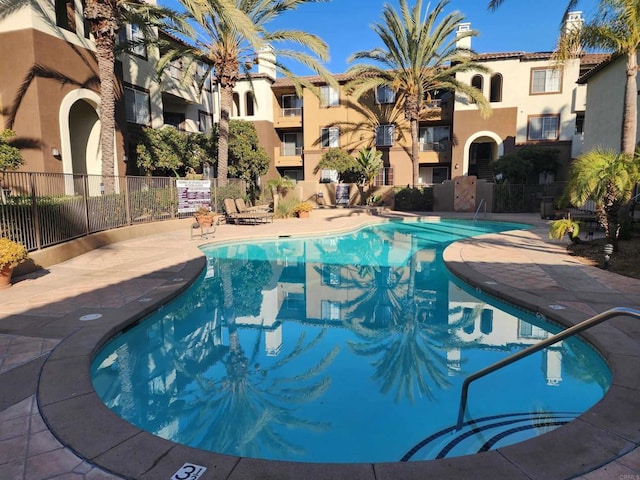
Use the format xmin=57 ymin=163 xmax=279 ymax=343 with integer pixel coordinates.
xmin=456 ymin=306 xmax=640 ymax=430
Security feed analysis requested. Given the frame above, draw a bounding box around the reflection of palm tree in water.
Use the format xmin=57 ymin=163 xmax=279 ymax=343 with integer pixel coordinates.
xmin=175 ymin=260 xmax=339 ymax=458
xmin=319 ymin=231 xmax=477 ymax=403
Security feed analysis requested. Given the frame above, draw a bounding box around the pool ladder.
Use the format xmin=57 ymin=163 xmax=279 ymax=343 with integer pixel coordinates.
xmin=472 ymin=198 xmax=486 ymax=222
xmin=456 ymin=306 xmax=640 ymax=430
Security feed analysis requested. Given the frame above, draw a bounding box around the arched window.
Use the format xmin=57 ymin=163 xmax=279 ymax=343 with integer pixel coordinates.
xmin=232 ymin=93 xmax=240 ymax=116
xmin=470 ymin=75 xmax=483 ymax=103
xmin=471 ymin=75 xmax=483 ymax=92
xmin=490 ymin=73 xmax=503 ymax=103
xmin=245 ymin=92 xmax=255 ymax=116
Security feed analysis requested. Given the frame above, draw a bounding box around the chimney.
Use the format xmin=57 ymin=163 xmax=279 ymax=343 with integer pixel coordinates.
xmin=257 ymin=44 xmax=276 ymax=79
xmin=563 ymin=11 xmax=583 ymax=37
xmin=456 ymin=23 xmax=472 ymax=51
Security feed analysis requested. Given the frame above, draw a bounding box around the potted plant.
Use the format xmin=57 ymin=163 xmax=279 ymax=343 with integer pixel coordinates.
xmin=549 ymin=214 xmax=581 ymax=244
xmin=293 ymin=201 xmax=314 ymax=218
xmin=0 ymin=237 xmax=28 ymax=288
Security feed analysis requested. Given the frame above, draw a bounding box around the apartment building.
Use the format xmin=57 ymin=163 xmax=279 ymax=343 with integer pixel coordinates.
xmin=231 ymin=12 xmax=608 ymax=187
xmin=1 ymin=5 xmax=611 ymax=189
xmin=577 ymin=52 xmax=640 ymax=154
xmin=0 ymin=0 xmax=216 ymax=182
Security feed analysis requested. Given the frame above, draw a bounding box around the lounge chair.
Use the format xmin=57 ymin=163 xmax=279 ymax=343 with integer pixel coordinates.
xmin=223 ymin=198 xmax=274 ymax=225
xmin=235 ymin=197 xmax=271 ymax=213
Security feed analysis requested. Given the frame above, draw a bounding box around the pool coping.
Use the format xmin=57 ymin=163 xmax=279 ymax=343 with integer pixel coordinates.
xmin=36 ymin=217 xmax=640 ymax=480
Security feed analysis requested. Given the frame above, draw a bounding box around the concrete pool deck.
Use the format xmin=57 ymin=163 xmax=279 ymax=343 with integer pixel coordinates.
xmin=1 ymin=209 xmax=640 ymax=479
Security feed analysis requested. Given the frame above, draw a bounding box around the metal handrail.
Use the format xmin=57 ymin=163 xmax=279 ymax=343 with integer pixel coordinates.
xmin=472 ymin=198 xmax=486 ymax=222
xmin=456 ymin=306 xmax=640 ymax=430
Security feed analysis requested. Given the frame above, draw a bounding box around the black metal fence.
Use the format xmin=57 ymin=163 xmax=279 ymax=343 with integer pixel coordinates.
xmin=493 ymin=182 xmax=567 ymax=214
xmin=0 ymin=172 xmax=245 ymax=251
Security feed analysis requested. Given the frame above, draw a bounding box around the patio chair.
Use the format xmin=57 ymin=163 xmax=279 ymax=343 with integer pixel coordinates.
xmin=235 ymin=197 xmax=271 ymax=213
xmin=223 ymin=198 xmax=274 ymax=225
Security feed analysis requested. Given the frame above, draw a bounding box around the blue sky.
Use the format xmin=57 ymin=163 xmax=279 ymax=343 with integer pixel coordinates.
xmin=161 ymin=0 xmax=601 ymax=75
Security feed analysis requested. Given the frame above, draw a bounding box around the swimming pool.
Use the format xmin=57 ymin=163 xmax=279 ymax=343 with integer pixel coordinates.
xmin=91 ymin=219 xmax=610 ymax=464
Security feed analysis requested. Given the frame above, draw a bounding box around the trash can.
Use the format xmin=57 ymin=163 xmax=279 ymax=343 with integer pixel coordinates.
xmin=540 ymin=197 xmax=555 ymax=219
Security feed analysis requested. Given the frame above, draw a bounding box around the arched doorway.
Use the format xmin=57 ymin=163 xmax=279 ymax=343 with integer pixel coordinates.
xmin=59 ymin=89 xmax=110 ymax=195
xmin=462 ymin=131 xmax=503 ymax=180
xmin=69 ymin=100 xmax=100 ymax=176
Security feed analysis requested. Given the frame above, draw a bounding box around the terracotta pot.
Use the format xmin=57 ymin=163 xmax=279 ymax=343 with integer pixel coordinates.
xmin=0 ymin=265 xmax=14 ymax=289
xmin=297 ymin=211 xmax=310 ymax=219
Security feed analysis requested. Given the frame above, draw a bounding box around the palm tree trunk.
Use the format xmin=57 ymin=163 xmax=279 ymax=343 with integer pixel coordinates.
xmin=217 ymin=84 xmax=233 ymax=187
xmin=96 ymin=39 xmax=116 ymax=194
xmin=405 ymin=93 xmax=420 ymax=186
xmin=621 ymin=51 xmax=638 ymax=156
xmin=410 ymin=118 xmax=420 ymax=186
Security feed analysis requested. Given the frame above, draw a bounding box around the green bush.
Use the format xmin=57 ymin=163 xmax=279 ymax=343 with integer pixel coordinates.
xmin=394 ymin=187 xmax=433 ymax=211
xmin=275 ymin=197 xmax=299 ymax=219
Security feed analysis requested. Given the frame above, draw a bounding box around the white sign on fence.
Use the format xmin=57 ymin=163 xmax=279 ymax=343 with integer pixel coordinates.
xmin=177 ymin=180 xmax=211 ymax=213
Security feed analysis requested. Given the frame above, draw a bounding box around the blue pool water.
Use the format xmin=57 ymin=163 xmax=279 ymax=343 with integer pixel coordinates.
xmin=91 ymin=219 xmax=611 ymax=463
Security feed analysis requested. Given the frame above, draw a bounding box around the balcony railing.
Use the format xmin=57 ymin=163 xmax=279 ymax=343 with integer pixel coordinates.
xmin=282 ymin=145 xmax=303 ymax=156
xmin=282 ymin=107 xmax=302 ymax=117
xmin=420 ymin=141 xmax=448 ymax=152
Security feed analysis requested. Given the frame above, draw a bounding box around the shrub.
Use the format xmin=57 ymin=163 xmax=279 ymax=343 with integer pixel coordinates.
xmin=394 ymin=187 xmax=433 ymax=211
xmin=0 ymin=237 xmax=28 ymax=270
xmin=274 ymin=197 xmax=299 ymax=219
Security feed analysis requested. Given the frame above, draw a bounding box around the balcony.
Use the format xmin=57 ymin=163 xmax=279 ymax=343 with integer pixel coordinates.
xmin=274 ymin=110 xmax=303 ymax=128
xmin=275 ymin=145 xmax=303 ymax=167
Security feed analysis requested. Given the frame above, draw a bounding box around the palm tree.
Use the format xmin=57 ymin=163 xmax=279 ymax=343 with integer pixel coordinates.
xmin=161 ymin=0 xmax=337 ymax=187
xmin=346 ymin=0 xmax=491 ymax=186
xmin=566 ymin=148 xmax=640 ymax=250
xmin=83 ymin=0 xmax=185 ymax=193
xmin=354 ymin=147 xmax=383 ymax=204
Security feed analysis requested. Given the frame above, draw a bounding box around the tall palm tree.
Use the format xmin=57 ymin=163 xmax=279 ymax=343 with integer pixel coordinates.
xmin=566 ymin=148 xmax=640 ymax=250
xmin=83 ymin=0 xmax=185 ymax=193
xmin=161 ymin=0 xmax=336 ymax=187
xmin=346 ymin=0 xmax=491 ymax=186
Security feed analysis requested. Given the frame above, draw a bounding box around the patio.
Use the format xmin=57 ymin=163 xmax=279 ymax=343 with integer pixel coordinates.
xmin=1 ymin=209 xmax=640 ymax=479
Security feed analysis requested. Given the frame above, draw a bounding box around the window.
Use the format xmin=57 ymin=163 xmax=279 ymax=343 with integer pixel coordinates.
xmin=281 ymin=95 xmax=302 ymax=116
xmin=55 ymin=0 xmax=76 ymax=32
xmin=196 ymin=62 xmax=212 ymax=91
xmin=575 ymin=112 xmax=585 ymax=134
xmin=374 ymin=167 xmax=394 ymax=186
xmin=320 ymin=127 xmax=339 ymax=148
xmin=199 ymin=111 xmax=213 ymax=133
xmin=232 ymin=93 xmax=240 ymax=116
xmin=322 ymin=265 xmax=341 ymax=285
xmin=119 ymin=23 xmax=146 ymax=58
xmin=528 ymin=115 xmax=560 ymax=140
xmin=320 ymin=86 xmax=339 ymax=107
xmin=124 ymin=86 xmax=150 ymax=125
xmin=163 ymin=112 xmax=185 ymax=130
xmin=471 ymin=75 xmax=483 ymax=92
xmin=531 ymin=68 xmax=561 ymax=94
xmin=282 ymin=133 xmax=302 ymax=156
xmin=375 ymin=85 xmax=396 ymax=104
xmin=419 ymin=126 xmax=450 ymax=151
xmin=375 ymin=124 xmax=395 ymax=147
xmin=245 ymin=92 xmax=255 ymax=116
xmin=518 ymin=320 xmax=548 ymax=339
xmin=321 ymin=300 xmax=341 ymax=321
xmin=490 ymin=74 xmax=502 ymax=102
xmin=320 ymin=169 xmax=339 ymax=183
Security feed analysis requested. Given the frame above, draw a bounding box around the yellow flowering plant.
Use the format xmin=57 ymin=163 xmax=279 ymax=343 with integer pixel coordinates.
xmin=0 ymin=237 xmax=28 ymax=270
